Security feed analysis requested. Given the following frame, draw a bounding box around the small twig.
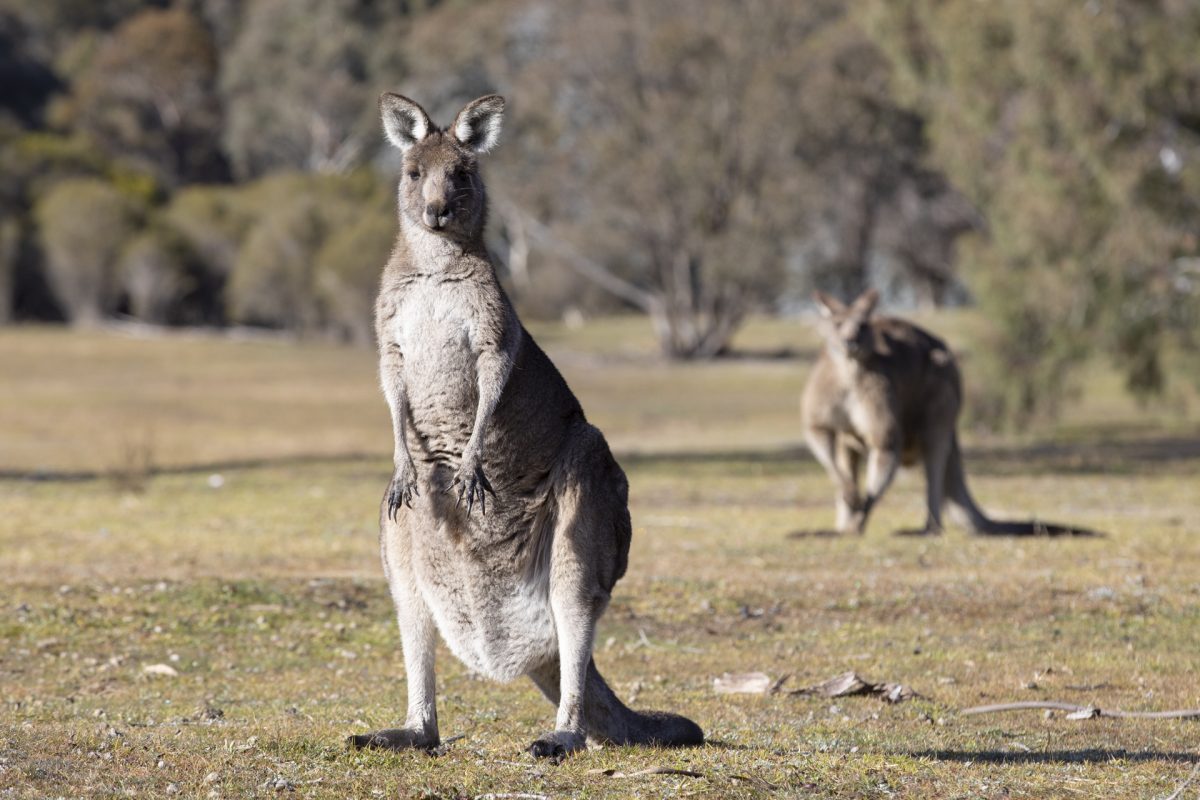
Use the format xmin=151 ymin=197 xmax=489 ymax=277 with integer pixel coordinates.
xmin=961 ymin=701 xmax=1200 ymax=720
xmin=731 ymin=773 xmax=782 ymax=790
xmin=588 ymin=766 xmax=704 ymax=778
xmin=474 ymin=794 xmax=551 ymax=800
xmin=768 ymin=673 xmax=792 ymax=695
xmin=1162 ymin=761 xmax=1200 ymax=800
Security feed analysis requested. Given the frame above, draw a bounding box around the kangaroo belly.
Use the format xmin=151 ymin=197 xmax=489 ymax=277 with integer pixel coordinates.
xmin=412 ymin=519 xmax=557 ymax=682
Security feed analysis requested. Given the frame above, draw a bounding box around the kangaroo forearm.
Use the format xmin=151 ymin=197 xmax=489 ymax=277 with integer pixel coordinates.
xmin=381 ymin=354 xmax=414 ymax=466
xmin=463 ymin=349 xmax=513 ymax=458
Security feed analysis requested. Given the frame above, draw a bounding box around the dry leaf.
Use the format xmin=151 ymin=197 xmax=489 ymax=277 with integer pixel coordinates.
xmin=1065 ymin=706 xmax=1100 ymax=720
xmin=142 ymin=663 xmax=179 ymax=677
xmin=791 ymin=671 xmax=918 ymax=703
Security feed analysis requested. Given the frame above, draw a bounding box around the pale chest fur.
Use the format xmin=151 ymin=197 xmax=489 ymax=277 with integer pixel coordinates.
xmin=824 ymin=358 xmax=898 ymax=443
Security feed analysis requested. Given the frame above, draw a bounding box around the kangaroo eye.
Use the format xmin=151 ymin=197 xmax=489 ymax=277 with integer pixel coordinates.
xmin=407 ymin=170 xmax=420 ymax=181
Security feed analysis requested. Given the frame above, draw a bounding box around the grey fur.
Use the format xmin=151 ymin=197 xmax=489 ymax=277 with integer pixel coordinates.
xmin=801 ymin=289 xmax=1092 ymax=537
xmin=348 ymin=93 xmax=703 ymax=761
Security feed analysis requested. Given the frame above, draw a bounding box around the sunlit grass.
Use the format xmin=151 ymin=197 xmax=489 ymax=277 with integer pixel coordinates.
xmin=1 ymin=316 xmax=1198 ymax=798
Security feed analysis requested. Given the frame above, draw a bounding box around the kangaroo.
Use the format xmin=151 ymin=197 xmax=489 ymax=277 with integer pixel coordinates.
xmin=347 ymin=93 xmax=703 ymax=761
xmin=800 ymin=289 xmax=1090 ymax=537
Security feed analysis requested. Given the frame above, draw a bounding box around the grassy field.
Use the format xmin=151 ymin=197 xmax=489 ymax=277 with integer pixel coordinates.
xmin=2 ymin=315 xmax=1199 ymax=799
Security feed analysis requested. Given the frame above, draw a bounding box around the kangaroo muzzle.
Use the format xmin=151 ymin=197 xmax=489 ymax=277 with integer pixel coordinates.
xmin=423 ymin=201 xmax=453 ymax=230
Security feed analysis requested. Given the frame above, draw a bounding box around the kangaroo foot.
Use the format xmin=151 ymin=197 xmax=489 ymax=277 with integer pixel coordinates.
xmin=347 ymin=727 xmax=439 ymax=752
xmin=527 ymin=730 xmax=585 ymax=763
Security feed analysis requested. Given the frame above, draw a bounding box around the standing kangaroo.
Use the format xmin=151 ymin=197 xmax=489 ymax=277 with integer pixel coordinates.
xmin=348 ymin=93 xmax=703 ymax=761
xmin=801 ymin=289 xmax=1090 ymax=537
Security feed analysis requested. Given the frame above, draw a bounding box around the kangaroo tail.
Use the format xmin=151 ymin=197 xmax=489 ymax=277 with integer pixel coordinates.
xmin=944 ymin=435 xmax=1098 ymax=537
xmin=584 ymin=661 xmax=704 ymax=746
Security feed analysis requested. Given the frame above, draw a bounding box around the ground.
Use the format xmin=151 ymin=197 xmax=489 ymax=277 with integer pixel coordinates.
xmin=1 ymin=314 xmax=1198 ymax=799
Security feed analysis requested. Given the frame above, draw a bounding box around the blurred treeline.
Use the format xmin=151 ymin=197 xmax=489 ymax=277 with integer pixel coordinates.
xmin=1 ymin=0 xmax=1198 ymax=422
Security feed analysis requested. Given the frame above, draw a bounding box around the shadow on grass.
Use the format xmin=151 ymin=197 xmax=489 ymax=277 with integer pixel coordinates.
xmin=4 ymin=428 xmax=1198 ymax=483
xmin=621 ymin=431 xmax=1200 ymax=478
xmin=964 ymin=433 xmax=1200 ymax=477
xmin=785 ymin=528 xmax=844 ymax=539
xmin=0 ymin=451 xmax=388 ymax=483
xmin=909 ymin=749 xmax=1200 ymax=765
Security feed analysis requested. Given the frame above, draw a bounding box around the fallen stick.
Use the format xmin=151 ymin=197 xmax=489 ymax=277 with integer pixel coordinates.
xmin=961 ymin=701 xmax=1200 ymax=720
xmin=588 ymin=766 xmax=704 ymax=778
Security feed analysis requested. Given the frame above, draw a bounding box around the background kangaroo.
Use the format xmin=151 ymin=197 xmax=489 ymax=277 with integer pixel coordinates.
xmin=800 ymin=289 xmax=1091 ymax=537
xmin=348 ymin=93 xmax=703 ymax=761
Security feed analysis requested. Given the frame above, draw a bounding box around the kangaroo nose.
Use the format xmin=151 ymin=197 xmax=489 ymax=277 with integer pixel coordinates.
xmin=423 ymin=203 xmax=453 ymax=229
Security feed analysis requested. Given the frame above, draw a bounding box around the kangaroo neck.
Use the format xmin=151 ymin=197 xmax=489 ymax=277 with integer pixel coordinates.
xmin=399 ymin=214 xmax=487 ymax=276
xmin=831 ymin=352 xmax=867 ymax=384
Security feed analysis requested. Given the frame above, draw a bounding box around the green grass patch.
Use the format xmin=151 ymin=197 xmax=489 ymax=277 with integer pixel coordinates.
xmin=1 ymin=317 xmax=1199 ymax=797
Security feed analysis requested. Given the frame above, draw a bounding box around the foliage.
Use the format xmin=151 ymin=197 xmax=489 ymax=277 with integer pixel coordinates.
xmin=219 ymin=0 xmax=404 ymax=179
xmin=69 ymin=6 xmax=227 ymax=185
xmin=314 ymin=199 xmax=395 ymax=345
xmin=225 ymin=170 xmax=385 ymax=337
xmin=865 ymin=0 xmax=1200 ymax=424
xmin=33 ymin=176 xmax=139 ymax=324
xmin=121 ymin=219 xmax=222 ymax=325
xmin=406 ymin=0 xmax=972 ymax=358
xmin=0 ymin=0 xmax=1196 ymax=412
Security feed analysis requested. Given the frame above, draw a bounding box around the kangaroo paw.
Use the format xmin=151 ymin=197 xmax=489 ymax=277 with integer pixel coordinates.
xmin=385 ymin=465 xmax=420 ymax=520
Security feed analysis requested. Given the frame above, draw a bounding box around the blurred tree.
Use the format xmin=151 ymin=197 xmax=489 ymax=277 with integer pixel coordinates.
xmin=225 ymin=170 xmax=384 ymax=337
xmin=121 ymin=219 xmax=223 ymax=325
xmin=411 ymin=0 xmax=824 ymax=357
xmin=408 ymin=0 xmax=969 ymax=356
xmin=0 ymin=11 xmax=63 ymax=127
xmin=70 ymin=6 xmax=227 ymax=185
xmin=314 ymin=199 xmax=394 ymax=345
xmin=0 ymin=218 xmax=17 ymax=323
xmin=866 ymin=0 xmax=1200 ymax=424
xmin=34 ymin=177 xmax=138 ymax=324
xmin=0 ymin=0 xmax=156 ymax=40
xmin=220 ymin=0 xmax=406 ymax=178
xmin=164 ymin=184 xmax=248 ymax=282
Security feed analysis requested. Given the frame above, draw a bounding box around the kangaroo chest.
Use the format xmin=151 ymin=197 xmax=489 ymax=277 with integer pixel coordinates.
xmin=386 ymin=277 xmax=483 ymax=443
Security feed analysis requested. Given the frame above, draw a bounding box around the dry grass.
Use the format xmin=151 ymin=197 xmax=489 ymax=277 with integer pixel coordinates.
xmin=1 ymin=316 xmax=1199 ymax=798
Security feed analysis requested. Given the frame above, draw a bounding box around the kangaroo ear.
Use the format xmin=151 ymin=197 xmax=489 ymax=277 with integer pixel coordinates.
xmin=380 ymin=93 xmax=431 ymax=152
xmin=813 ymin=291 xmax=846 ymax=319
xmin=452 ymin=94 xmax=505 ymax=154
xmin=852 ymin=288 xmax=879 ymax=318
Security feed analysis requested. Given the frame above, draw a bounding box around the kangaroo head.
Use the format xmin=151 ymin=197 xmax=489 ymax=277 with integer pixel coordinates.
xmin=814 ymin=289 xmax=879 ymax=362
xmin=379 ymin=93 xmax=505 ymax=242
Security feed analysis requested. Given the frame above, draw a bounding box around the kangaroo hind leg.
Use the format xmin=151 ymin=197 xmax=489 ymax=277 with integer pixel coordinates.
xmin=527 ymin=431 xmax=627 ymax=761
xmin=896 ymin=425 xmax=953 ymax=536
xmin=349 ymin=509 xmax=440 ymax=751
xmin=805 ymin=426 xmax=863 ymax=534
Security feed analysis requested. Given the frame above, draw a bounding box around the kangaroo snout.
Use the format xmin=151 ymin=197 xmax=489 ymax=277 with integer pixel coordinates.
xmin=423 ymin=202 xmax=453 ymax=230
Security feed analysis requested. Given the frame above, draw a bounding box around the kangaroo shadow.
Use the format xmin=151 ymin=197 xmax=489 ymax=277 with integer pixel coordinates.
xmin=785 ymin=528 xmax=844 ymax=540
xmin=908 ymin=749 xmax=1200 ymax=765
xmin=891 ymin=524 xmax=1106 ymax=539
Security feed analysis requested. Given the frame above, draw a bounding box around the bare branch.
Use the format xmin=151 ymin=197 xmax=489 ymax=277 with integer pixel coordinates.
xmin=961 ymin=701 xmax=1200 ymax=720
xmin=503 ymin=204 xmax=662 ymax=314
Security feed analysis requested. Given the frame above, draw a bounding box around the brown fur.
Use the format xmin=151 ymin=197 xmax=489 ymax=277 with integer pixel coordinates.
xmin=349 ymin=93 xmax=702 ymax=761
xmin=801 ymin=289 xmax=1092 ymax=537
